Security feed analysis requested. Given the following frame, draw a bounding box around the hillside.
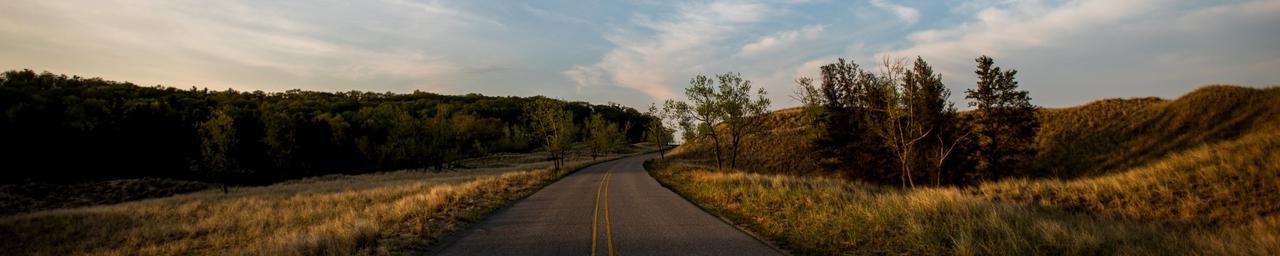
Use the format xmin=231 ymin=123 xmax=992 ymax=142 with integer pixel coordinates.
xmin=654 ymin=84 xmax=1280 ymax=254
xmin=672 ymin=85 xmax=1280 ymax=179
xmin=1036 ymin=85 xmax=1280 ymax=178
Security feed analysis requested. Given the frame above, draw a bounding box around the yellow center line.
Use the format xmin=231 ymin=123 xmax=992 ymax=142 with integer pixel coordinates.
xmin=590 ymin=166 xmax=616 ymax=256
xmin=604 ymin=169 xmax=615 ymax=256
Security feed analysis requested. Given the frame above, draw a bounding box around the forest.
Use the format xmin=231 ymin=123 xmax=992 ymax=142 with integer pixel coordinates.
xmin=0 ymin=70 xmax=651 ymax=185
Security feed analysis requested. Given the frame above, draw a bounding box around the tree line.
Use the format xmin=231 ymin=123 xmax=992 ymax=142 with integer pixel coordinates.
xmin=0 ymin=70 xmax=651 ymax=188
xmin=658 ymin=55 xmax=1040 ymax=188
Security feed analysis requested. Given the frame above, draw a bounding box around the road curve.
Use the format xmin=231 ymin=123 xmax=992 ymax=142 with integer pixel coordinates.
xmin=431 ymin=153 xmax=782 ymax=256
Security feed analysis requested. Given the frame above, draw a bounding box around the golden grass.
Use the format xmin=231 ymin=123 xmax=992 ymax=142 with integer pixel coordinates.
xmin=0 ymin=153 xmax=633 ymax=256
xmin=649 ymin=85 xmax=1280 ymax=254
xmin=670 ymin=107 xmax=826 ymax=176
xmin=1035 ymin=85 xmax=1280 ymax=177
xmin=651 ymin=159 xmax=1280 ymax=255
xmin=982 ymin=130 xmax=1280 ymax=225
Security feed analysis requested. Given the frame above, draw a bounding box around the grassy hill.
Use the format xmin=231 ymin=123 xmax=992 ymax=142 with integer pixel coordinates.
xmin=1036 ymin=85 xmax=1280 ymax=178
xmin=672 ymin=85 xmax=1280 ymax=178
xmin=654 ymin=84 xmax=1280 ymax=254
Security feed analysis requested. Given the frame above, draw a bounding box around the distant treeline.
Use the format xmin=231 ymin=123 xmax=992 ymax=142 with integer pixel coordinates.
xmin=0 ymin=70 xmax=650 ymax=184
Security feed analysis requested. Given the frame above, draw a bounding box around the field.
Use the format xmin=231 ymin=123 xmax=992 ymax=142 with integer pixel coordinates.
xmin=0 ymin=150 xmax=643 ymax=256
xmin=651 ymin=85 xmax=1280 ymax=254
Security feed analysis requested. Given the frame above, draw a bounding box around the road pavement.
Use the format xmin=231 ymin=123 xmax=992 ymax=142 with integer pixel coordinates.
xmin=431 ymin=153 xmax=782 ymax=256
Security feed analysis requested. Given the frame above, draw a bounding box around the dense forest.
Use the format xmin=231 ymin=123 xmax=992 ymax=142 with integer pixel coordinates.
xmin=0 ymin=70 xmax=651 ymax=185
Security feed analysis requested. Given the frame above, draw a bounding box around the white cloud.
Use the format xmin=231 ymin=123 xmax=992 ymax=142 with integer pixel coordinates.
xmin=566 ymin=0 xmax=770 ymax=101
xmin=522 ymin=4 xmax=591 ymax=25
xmin=739 ymin=25 xmax=825 ymax=57
xmin=0 ymin=0 xmax=503 ymax=92
xmin=382 ymin=0 xmax=505 ymax=28
xmin=880 ymin=0 xmax=1280 ymax=106
xmin=869 ymin=0 xmax=920 ymax=24
xmin=563 ymin=65 xmax=607 ymax=93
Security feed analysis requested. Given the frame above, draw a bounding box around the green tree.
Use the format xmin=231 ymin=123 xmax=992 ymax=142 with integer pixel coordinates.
xmin=585 ymin=113 xmax=623 ymax=160
xmin=644 ymin=103 xmax=675 ymax=159
xmin=965 ymin=55 xmax=1040 ymax=180
xmin=715 ymin=73 xmax=770 ymax=169
xmin=903 ymin=56 xmax=968 ymax=186
xmin=192 ymin=108 xmax=243 ymax=193
xmin=668 ymin=72 xmax=769 ymax=169
xmin=528 ymin=97 xmax=576 ymax=170
xmin=864 ymin=57 xmax=932 ymax=188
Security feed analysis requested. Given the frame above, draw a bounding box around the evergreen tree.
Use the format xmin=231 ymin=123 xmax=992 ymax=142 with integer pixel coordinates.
xmin=964 ymin=55 xmax=1040 ymax=180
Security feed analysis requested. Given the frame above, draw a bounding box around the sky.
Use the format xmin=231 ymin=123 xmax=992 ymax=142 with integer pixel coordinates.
xmin=1 ymin=0 xmax=1277 ymax=110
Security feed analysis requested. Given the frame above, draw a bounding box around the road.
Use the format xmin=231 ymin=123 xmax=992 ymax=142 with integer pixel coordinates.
xmin=431 ymin=153 xmax=782 ymax=256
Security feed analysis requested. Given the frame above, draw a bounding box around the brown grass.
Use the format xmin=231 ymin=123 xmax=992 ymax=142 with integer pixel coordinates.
xmin=0 ymin=152 xmax=636 ymax=256
xmin=653 ymin=84 xmax=1280 ymax=254
xmin=651 ymin=156 xmax=1279 ymax=255
xmin=1035 ymin=85 xmax=1280 ymax=177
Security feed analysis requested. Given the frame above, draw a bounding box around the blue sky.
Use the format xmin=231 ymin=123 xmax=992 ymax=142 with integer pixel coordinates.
xmin=2 ymin=0 xmax=1277 ymax=109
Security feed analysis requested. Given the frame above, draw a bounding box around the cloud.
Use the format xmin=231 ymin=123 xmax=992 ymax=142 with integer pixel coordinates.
xmin=0 ymin=1 xmax=506 ymax=92
xmin=566 ymin=0 xmax=770 ymax=101
xmin=879 ymin=0 xmax=1280 ymax=106
xmin=522 ymin=3 xmax=591 ymax=25
xmin=382 ymin=0 xmax=505 ymax=28
xmin=563 ymin=65 xmax=607 ymax=93
xmin=739 ymin=25 xmax=825 ymax=57
xmin=869 ymin=0 xmax=920 ymax=24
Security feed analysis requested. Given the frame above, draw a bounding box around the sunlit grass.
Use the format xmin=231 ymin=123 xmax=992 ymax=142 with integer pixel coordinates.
xmin=0 ymin=153 xmax=631 ymax=255
xmin=650 ymin=129 xmax=1280 ymax=255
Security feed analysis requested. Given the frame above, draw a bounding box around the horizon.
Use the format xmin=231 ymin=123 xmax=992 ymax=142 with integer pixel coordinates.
xmin=2 ymin=0 xmax=1277 ymax=110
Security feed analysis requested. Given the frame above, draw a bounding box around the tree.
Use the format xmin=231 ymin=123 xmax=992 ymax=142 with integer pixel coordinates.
xmin=797 ymin=57 xmax=965 ymax=187
xmin=964 ymin=55 xmax=1040 ymax=180
xmin=528 ymin=97 xmax=576 ymax=170
xmin=585 ymin=113 xmax=623 ymax=160
xmin=667 ymin=73 xmax=769 ymax=169
xmin=663 ymin=100 xmax=696 ymax=144
xmin=192 ymin=108 xmax=242 ymax=193
xmin=644 ymin=103 xmax=674 ymax=159
xmin=864 ymin=57 xmax=932 ymax=188
xmin=795 ymin=58 xmax=893 ymax=182
xmin=714 ymin=73 xmax=770 ymax=168
xmin=902 ymin=56 xmax=967 ymax=186
xmin=673 ymin=75 xmax=727 ymax=168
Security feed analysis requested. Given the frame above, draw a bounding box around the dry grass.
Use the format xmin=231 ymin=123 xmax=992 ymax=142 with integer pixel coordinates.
xmin=653 ymin=85 xmax=1280 ymax=254
xmin=982 ymin=130 xmax=1280 ymax=225
xmin=0 ymin=152 xmax=635 ymax=256
xmin=669 ymin=107 xmax=826 ymax=176
xmin=1035 ymin=85 xmax=1280 ymax=177
xmin=651 ymin=160 xmax=1280 ymax=255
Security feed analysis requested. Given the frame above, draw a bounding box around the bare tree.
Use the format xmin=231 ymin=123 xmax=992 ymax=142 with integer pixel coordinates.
xmin=866 ymin=56 xmax=932 ymax=188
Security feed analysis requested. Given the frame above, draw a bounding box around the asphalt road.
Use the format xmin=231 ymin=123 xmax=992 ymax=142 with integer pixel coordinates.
xmin=431 ymin=153 xmax=782 ymax=256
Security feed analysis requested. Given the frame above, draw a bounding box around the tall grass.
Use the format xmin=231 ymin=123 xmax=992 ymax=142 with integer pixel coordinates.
xmin=653 ymin=85 xmax=1280 ymax=254
xmin=0 ymin=154 xmax=629 ymax=255
xmin=1035 ymin=85 xmax=1280 ymax=177
xmin=651 ymin=158 xmax=1279 ymax=255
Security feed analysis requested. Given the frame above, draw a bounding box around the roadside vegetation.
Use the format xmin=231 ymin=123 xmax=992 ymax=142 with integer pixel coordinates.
xmin=0 ymin=150 xmax=645 ymax=256
xmin=651 ymin=53 xmax=1279 ymax=254
xmin=0 ymin=69 xmax=652 ymax=187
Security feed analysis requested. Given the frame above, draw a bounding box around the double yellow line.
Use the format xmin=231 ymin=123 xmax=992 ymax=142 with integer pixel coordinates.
xmin=591 ymin=167 xmax=615 ymax=256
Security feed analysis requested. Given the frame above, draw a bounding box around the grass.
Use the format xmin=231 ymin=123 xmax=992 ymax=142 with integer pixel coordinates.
xmin=1 ymin=178 xmax=210 ymax=216
xmin=651 ymin=156 xmax=1279 ymax=255
xmin=1035 ymin=85 xmax=1280 ymax=178
xmin=653 ymin=84 xmax=1280 ymax=254
xmin=0 ymin=152 xmax=638 ymax=255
